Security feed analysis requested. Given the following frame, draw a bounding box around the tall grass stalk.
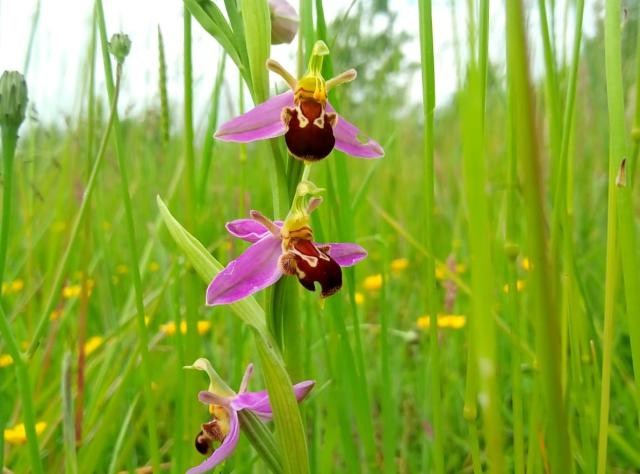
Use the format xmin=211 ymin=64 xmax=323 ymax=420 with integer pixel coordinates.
xmin=597 ymin=0 xmax=628 ymax=470
xmin=0 ymin=305 xmax=43 ymax=473
xmin=315 ymin=2 xmax=378 ymax=467
xmin=94 ymin=2 xmax=160 ymax=470
xmin=505 ymin=26 xmax=525 ymax=473
xmin=461 ymin=0 xmax=504 ymax=470
xmin=417 ymin=0 xmax=444 ymax=472
xmin=183 ymin=7 xmax=196 ymax=225
xmin=506 ymin=0 xmax=571 ymax=471
xmin=0 ymin=84 xmax=40 ymax=468
xmin=631 ymin=17 xmax=640 ymax=181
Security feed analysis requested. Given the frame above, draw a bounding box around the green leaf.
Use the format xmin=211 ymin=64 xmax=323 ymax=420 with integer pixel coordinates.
xmin=156 ymin=195 xmax=268 ymax=335
xmin=256 ymin=336 xmax=310 ymax=474
xmin=240 ymin=0 xmax=271 ymax=102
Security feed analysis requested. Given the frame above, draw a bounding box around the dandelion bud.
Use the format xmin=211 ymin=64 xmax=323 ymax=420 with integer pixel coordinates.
xmin=109 ymin=33 xmax=132 ymax=64
xmin=0 ymin=71 xmax=28 ymax=130
xmin=269 ymin=0 xmax=299 ymax=45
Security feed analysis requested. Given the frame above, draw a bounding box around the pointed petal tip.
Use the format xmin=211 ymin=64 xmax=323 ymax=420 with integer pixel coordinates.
xmin=293 ymin=380 xmax=316 ymax=402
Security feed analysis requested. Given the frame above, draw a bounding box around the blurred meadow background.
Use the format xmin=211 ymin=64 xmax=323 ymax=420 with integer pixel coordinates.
xmin=2 ymin=0 xmax=640 ymax=473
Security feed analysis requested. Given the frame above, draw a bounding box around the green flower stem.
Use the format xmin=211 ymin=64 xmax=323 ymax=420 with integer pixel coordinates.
xmin=506 ymin=0 xmax=571 ymax=471
xmin=505 ymin=35 xmax=524 ymax=473
xmin=0 ymin=304 xmax=44 ymax=474
xmin=417 ymin=0 xmax=444 ymax=472
xmin=598 ymin=0 xmax=627 ymax=471
xmin=238 ymin=410 xmax=283 ymax=473
xmin=0 ymin=106 xmax=40 ymax=474
xmin=0 ymin=127 xmax=17 ymax=287
xmin=94 ymin=2 xmax=160 ymax=471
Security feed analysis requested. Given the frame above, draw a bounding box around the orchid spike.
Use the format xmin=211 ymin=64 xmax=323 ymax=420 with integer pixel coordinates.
xmin=186 ymin=360 xmax=314 ymax=474
xmin=215 ymin=40 xmax=384 ymax=161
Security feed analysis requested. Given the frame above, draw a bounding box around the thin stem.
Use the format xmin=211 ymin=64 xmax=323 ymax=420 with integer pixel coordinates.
xmin=506 ymin=0 xmax=571 ymax=471
xmin=598 ymin=0 xmax=626 ymax=470
xmin=95 ymin=2 xmax=160 ymax=470
xmin=0 ymin=303 xmax=44 ymax=474
xmin=0 ymin=128 xmax=16 ymax=287
xmin=184 ymin=7 xmax=196 ymax=224
xmin=417 ymin=0 xmax=444 ymax=472
xmin=0 ymin=121 xmax=43 ymax=474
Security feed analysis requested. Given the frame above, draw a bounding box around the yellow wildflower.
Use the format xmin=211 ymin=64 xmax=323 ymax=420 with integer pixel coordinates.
xmin=363 ymin=274 xmax=383 ymax=291
xmin=0 ymin=354 xmax=14 ymax=368
xmin=354 ymin=292 xmax=365 ymax=305
xmin=62 ymin=284 xmax=82 ymax=298
xmin=391 ymin=258 xmax=409 ymax=272
xmin=2 ymin=279 xmax=24 ymax=295
xmin=84 ymin=336 xmax=103 ymax=356
xmin=416 ymin=314 xmax=466 ymax=330
xmin=4 ymin=422 xmax=47 ymax=445
xmin=503 ymin=280 xmax=526 ymax=293
xmin=148 ymin=261 xmax=160 ymax=273
xmin=521 ymin=258 xmax=532 ymax=271
xmin=160 ymin=320 xmax=211 ymax=336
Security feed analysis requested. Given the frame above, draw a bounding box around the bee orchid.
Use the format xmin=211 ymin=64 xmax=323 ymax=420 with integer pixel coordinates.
xmin=215 ymin=40 xmax=384 ymax=161
xmin=206 ymin=182 xmax=367 ymax=305
xmin=187 ymin=360 xmax=314 ymax=474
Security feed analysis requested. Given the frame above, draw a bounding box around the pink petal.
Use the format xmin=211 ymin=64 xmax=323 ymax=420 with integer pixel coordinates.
xmin=226 ymin=219 xmax=283 ymax=243
xmin=206 ymin=235 xmax=283 ymax=305
xmin=215 ymin=91 xmax=294 ymax=143
xmin=326 ymin=102 xmax=384 ymax=159
xmin=186 ymin=408 xmax=240 ymax=474
xmin=231 ymin=380 xmax=315 ymax=421
xmin=238 ymin=363 xmax=254 ymax=393
xmin=322 ymin=242 xmax=368 ymax=267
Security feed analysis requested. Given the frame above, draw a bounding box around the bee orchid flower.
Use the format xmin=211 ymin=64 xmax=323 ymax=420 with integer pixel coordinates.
xmin=207 ymin=182 xmax=367 ymax=305
xmin=187 ymin=359 xmax=314 ymax=474
xmin=215 ymin=40 xmax=384 ymax=161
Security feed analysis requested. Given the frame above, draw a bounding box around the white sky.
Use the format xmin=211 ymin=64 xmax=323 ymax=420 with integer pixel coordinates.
xmin=0 ymin=0 xmax=599 ymax=128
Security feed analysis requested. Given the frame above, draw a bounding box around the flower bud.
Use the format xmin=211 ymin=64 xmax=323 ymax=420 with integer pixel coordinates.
xmin=109 ymin=33 xmax=131 ymax=64
xmin=0 ymin=71 xmax=28 ymax=130
xmin=269 ymin=0 xmax=299 ymax=45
